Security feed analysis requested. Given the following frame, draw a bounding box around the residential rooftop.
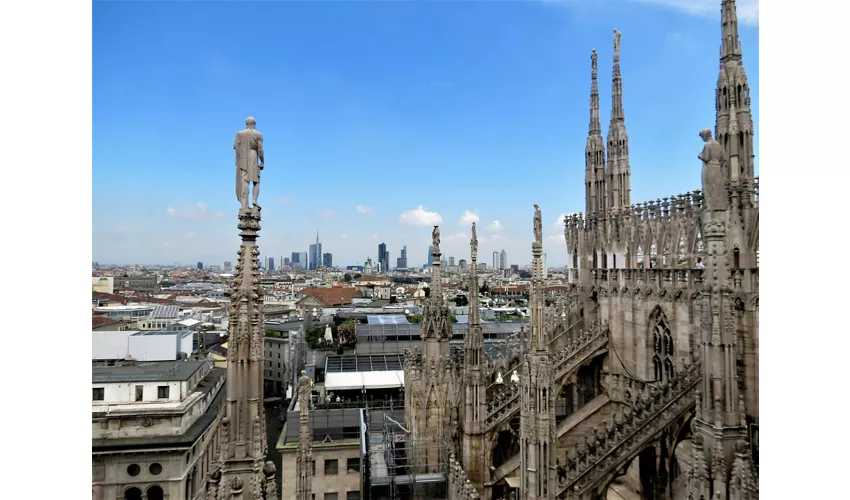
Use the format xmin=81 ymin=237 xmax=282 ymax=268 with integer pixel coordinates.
xmin=92 ymin=360 xmax=206 ymax=383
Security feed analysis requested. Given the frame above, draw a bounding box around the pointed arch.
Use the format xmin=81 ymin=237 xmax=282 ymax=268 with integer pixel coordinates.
xmin=650 ymin=243 xmax=658 ymax=269
xmin=677 ymin=230 xmax=687 ymax=264
xmin=649 ymin=305 xmax=675 ymax=382
xmin=636 ymin=245 xmax=645 ymax=267
xmin=592 ymin=245 xmax=599 ymax=269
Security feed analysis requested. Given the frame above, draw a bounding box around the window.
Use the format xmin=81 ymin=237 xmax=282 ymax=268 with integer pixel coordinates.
xmin=93 ymin=388 xmax=105 ymax=401
xmin=324 ymin=459 xmax=339 ymax=475
xmin=135 ymin=386 xmax=144 ymax=402
xmin=149 ymin=463 xmax=163 ymax=475
xmin=127 ymin=464 xmax=141 ymax=476
xmin=157 ymin=386 xmax=170 ymax=399
xmin=346 ymin=457 xmax=361 ymax=473
xmin=311 ymin=460 xmax=316 ymax=476
xmin=325 ymin=494 xmax=338 ymax=500
xmin=347 ymin=493 xmax=360 ymax=500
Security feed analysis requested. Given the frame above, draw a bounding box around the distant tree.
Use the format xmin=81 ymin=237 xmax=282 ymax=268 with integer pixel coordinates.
xmin=519 ymin=271 xmax=532 ymax=279
xmin=343 ymin=273 xmax=352 ymax=282
xmin=454 ymin=295 xmax=469 ymax=307
xmin=450 ymin=314 xmax=458 ymax=323
xmin=203 ymin=275 xmax=212 ymax=281
xmin=264 ymin=329 xmax=282 ymax=338
xmin=337 ymin=319 xmax=359 ymax=347
xmin=409 ymin=314 xmax=424 ymax=324
xmin=353 ymin=273 xmax=362 ymax=280
xmin=480 ymin=282 xmax=490 ymax=294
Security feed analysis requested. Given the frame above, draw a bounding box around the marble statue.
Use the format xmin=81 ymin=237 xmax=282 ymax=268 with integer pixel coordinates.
xmin=432 ymin=225 xmax=441 ymax=255
xmin=698 ymin=128 xmax=728 ymax=211
xmin=234 ymin=117 xmax=265 ymax=210
xmin=471 ymin=222 xmax=478 ymax=260
xmin=533 ymin=204 xmax=543 ymax=244
xmin=614 ymin=29 xmax=621 ymax=57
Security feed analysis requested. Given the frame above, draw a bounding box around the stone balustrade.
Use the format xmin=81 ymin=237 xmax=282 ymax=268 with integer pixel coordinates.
xmin=589 ymin=268 xmax=705 ymax=289
xmin=448 ymin=454 xmax=481 ymax=500
xmin=556 ymin=362 xmax=702 ymax=499
xmin=484 ymin=380 xmax=521 ymax=431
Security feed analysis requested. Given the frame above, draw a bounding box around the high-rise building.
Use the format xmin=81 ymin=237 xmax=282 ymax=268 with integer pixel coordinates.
xmin=291 ymin=252 xmax=300 ymax=266
xmin=299 ymin=252 xmax=308 ymax=270
xmin=263 ymin=256 xmax=269 ymax=270
xmin=492 ymin=252 xmax=499 ymax=269
xmin=268 ymin=256 xmax=275 ymax=271
xmin=449 ymin=256 xmax=455 ymax=267
xmin=378 ymin=243 xmax=389 ymax=272
xmin=308 ymin=230 xmax=322 ymax=270
xmin=458 ymin=259 xmax=467 ymax=271
xmin=223 ymin=261 xmax=232 ymax=272
xmin=284 ymin=257 xmax=290 ymax=266
xmin=197 ymin=262 xmax=204 ymax=270
xmin=427 ymin=246 xmax=434 ymax=267
xmin=500 ymin=249 xmax=507 ymax=270
xmin=323 ymin=252 xmax=333 ymax=268
xmin=396 ymin=245 xmax=408 ymax=269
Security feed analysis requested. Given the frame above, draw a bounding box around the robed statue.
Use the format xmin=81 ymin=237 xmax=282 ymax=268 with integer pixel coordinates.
xmin=533 ymin=204 xmax=543 ymax=244
xmin=432 ymin=225 xmax=441 ymax=255
xmin=613 ymin=29 xmax=621 ymax=57
xmin=470 ymin=222 xmax=478 ymax=260
xmin=698 ymin=128 xmax=728 ymax=211
xmin=234 ymin=117 xmax=265 ymax=210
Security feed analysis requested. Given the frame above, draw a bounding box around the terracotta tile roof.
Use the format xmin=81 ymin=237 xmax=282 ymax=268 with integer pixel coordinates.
xmin=92 ymin=316 xmax=120 ymax=327
xmin=298 ymin=287 xmax=362 ymax=306
xmin=92 ymin=291 xmax=176 ymax=305
xmin=356 ymin=276 xmax=389 ymax=282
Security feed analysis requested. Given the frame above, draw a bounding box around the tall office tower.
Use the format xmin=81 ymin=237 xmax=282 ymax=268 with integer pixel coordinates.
xmin=458 ymin=259 xmax=467 ymax=271
xmin=279 ymin=255 xmax=285 ymax=269
xmin=427 ymin=246 xmax=434 ymax=267
xmin=378 ymin=242 xmax=389 ymax=272
xmin=323 ymin=252 xmax=333 ymax=268
xmin=223 ymin=261 xmax=232 ymax=272
xmin=197 ymin=262 xmax=204 ymax=270
xmin=268 ymin=256 xmax=275 ymax=271
xmin=492 ymin=251 xmax=499 ymax=269
xmin=284 ymin=257 xmax=290 ymax=266
xmin=449 ymin=256 xmax=455 ymax=267
xmin=499 ymin=249 xmax=507 ymax=270
xmin=308 ymin=230 xmax=322 ymax=270
xmin=396 ymin=245 xmax=408 ymax=269
xmin=291 ymin=252 xmax=300 ymax=266
xmin=263 ymin=256 xmax=269 ymax=270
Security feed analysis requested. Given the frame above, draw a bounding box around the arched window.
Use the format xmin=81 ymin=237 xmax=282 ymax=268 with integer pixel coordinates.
xmin=733 ymin=247 xmax=741 ymax=268
xmin=602 ymin=251 xmax=608 ymax=268
xmin=572 ymin=249 xmax=578 ymax=269
xmin=636 ymin=246 xmax=644 ymax=267
xmin=592 ymin=248 xmax=598 ymax=268
xmin=651 ymin=308 xmax=675 ymax=383
xmin=146 ymin=486 xmax=164 ymax=500
xmin=678 ymin=236 xmax=687 ymax=263
xmin=124 ymin=488 xmax=142 ymax=500
xmin=650 ymin=244 xmax=658 ymax=269
xmin=695 ymin=231 xmax=705 ymax=255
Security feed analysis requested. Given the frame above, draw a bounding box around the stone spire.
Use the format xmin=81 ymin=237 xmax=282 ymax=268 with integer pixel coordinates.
xmin=214 ymin=204 xmax=274 ymax=498
xmin=461 ymin=222 xmax=488 ymax=489
xmin=585 ymin=48 xmax=606 ymax=215
xmin=606 ymin=29 xmax=631 ymax=211
xmin=715 ymin=0 xmax=755 ymax=184
xmin=420 ymin=225 xmax=452 ymax=359
xmin=519 ymin=205 xmax=557 ymax=500
xmin=295 ymin=371 xmax=313 ymax=500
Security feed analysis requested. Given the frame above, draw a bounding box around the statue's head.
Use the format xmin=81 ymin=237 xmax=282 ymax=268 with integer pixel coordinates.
xmin=245 ymin=116 xmax=257 ymax=129
xmin=534 ymin=204 xmax=540 ymax=210
xmin=699 ymin=128 xmax=712 ymax=142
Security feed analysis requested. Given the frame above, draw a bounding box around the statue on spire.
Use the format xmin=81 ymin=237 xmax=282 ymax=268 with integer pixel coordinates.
xmin=613 ymin=29 xmax=621 ymax=58
xmin=698 ymin=128 xmax=729 ymax=212
xmin=432 ymin=225 xmax=441 ymax=255
xmin=234 ymin=116 xmax=265 ymax=211
xmin=591 ymin=48 xmax=597 ymax=69
xmin=533 ymin=204 xmax=543 ymax=245
xmin=470 ymin=222 xmax=478 ymax=261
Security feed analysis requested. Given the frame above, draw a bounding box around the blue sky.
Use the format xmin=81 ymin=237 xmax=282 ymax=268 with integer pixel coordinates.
xmin=92 ymin=0 xmax=759 ymax=268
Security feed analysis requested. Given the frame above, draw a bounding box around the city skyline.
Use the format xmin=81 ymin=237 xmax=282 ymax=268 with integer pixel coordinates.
xmin=92 ymin=1 xmax=759 ymax=267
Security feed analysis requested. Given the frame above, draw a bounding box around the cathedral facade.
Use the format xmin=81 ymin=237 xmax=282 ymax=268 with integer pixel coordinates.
xmin=408 ymin=2 xmax=758 ymax=500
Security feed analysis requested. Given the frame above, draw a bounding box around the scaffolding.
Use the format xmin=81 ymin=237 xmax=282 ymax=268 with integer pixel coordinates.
xmin=363 ymin=407 xmax=449 ymax=500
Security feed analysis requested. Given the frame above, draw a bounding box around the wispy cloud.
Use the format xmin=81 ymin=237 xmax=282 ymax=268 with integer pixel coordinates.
xmin=166 ymin=201 xmax=223 ymax=220
xmin=459 ymin=210 xmax=480 ymax=225
xmin=399 ymin=206 xmax=443 ymax=226
xmin=356 ymin=204 xmax=373 ymax=214
xmin=541 ymin=0 xmax=759 ymax=26
xmin=487 ymin=220 xmax=503 ymax=231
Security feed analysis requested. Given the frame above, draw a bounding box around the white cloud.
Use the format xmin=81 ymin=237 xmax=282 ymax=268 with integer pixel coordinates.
xmin=541 ymin=0 xmax=759 ymax=26
xmin=545 ymin=234 xmax=566 ymax=247
xmin=459 ymin=210 xmax=480 ymax=225
xmin=116 ymin=226 xmax=129 ymax=233
xmin=166 ymin=201 xmax=222 ymax=220
xmin=487 ymin=220 xmax=503 ymax=231
xmin=399 ymin=206 xmax=443 ymax=226
xmin=356 ymin=204 xmax=373 ymax=214
xmin=321 ymin=209 xmax=337 ymax=219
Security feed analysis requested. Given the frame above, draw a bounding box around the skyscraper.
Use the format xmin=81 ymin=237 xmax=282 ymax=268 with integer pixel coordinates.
xmin=427 ymin=246 xmax=434 ymax=267
xmin=397 ymin=245 xmax=408 ymax=269
xmin=492 ymin=251 xmax=499 ymax=270
xmin=323 ymin=252 xmax=333 ymax=268
xmin=499 ymin=249 xmax=507 ymax=270
xmin=378 ymin=242 xmax=389 ymax=272
xmin=449 ymin=256 xmax=455 ymax=267
xmin=223 ymin=261 xmax=232 ymax=272
xmin=268 ymin=256 xmax=275 ymax=271
xmin=308 ymin=230 xmax=322 ymax=270
xmin=197 ymin=262 xmax=204 ymax=270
